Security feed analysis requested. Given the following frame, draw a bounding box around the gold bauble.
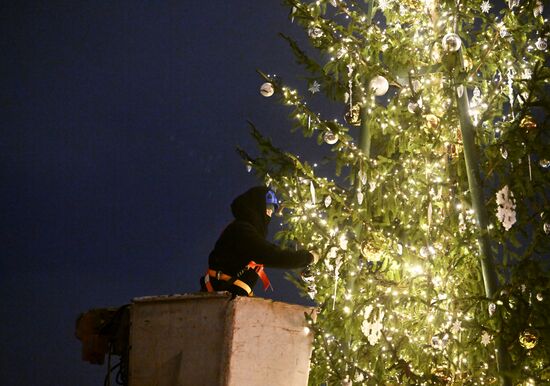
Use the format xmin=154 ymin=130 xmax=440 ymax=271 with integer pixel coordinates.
xmin=520 ymin=115 xmax=537 ymax=132
xmin=519 ymin=328 xmax=539 ymax=349
xmin=447 ymin=143 xmax=458 ymax=158
xmin=344 ymin=104 xmax=361 ymax=126
xmin=424 ymin=114 xmax=440 ymax=129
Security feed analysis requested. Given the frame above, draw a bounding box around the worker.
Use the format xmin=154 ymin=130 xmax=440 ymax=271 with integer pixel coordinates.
xmin=200 ymin=186 xmax=317 ymax=297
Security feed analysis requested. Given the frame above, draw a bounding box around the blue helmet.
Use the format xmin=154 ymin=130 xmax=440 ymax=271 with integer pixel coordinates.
xmin=266 ymin=190 xmax=279 ymax=211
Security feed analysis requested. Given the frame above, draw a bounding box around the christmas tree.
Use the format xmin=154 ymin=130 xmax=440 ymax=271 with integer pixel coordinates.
xmin=240 ymin=0 xmax=550 ymax=384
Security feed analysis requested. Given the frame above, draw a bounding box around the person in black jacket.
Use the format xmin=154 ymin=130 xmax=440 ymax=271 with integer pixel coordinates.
xmin=200 ymin=186 xmax=316 ymax=297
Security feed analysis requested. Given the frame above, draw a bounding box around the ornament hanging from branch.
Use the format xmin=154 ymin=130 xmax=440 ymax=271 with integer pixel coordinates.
xmin=442 ymin=33 xmax=462 ymax=52
xmin=308 ymin=80 xmax=321 ymax=94
xmin=535 ymin=37 xmax=547 ymax=51
xmin=357 ymin=190 xmax=364 ymax=205
xmin=361 ymin=305 xmax=385 ymax=346
xmin=308 ymin=25 xmax=324 ymax=39
xmin=310 ymin=181 xmax=316 ymax=205
xmin=344 ymin=104 xmax=361 ymax=126
xmin=496 ymin=185 xmax=517 ymax=231
xmin=519 ymin=328 xmax=539 ymax=349
xmin=324 ymin=131 xmax=339 ymax=145
xmin=534 ymin=0 xmax=544 ymax=17
xmin=369 ymin=75 xmax=389 ymax=96
xmin=481 ymin=331 xmax=493 ymax=346
xmin=260 ymin=82 xmax=274 ymax=97
xmin=481 ymin=0 xmax=491 ymax=13
xmin=424 ymin=114 xmax=440 ymax=130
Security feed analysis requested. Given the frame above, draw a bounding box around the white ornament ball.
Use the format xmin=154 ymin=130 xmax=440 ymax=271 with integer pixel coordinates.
xmin=260 ymin=82 xmax=274 ymax=97
xmin=544 ymin=223 xmax=550 ymax=235
xmin=369 ymin=75 xmax=389 ymax=96
xmin=442 ymin=33 xmax=462 ymax=52
xmin=535 ymin=37 xmax=547 ymax=51
xmin=539 ymin=159 xmax=550 ymax=168
xmin=323 ymin=131 xmax=339 ymax=145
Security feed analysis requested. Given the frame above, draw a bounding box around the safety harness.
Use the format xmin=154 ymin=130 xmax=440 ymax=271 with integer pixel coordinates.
xmin=204 ymin=261 xmax=272 ymax=297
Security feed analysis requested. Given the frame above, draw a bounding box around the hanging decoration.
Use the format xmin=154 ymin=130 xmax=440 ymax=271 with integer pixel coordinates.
xmin=260 ymin=82 xmax=274 ymax=97
xmin=308 ymin=25 xmax=324 ymax=39
xmin=361 ymin=305 xmax=385 ymax=345
xmin=470 ymin=87 xmax=482 ymax=126
xmin=496 ymin=185 xmax=517 ymax=231
xmin=507 ymin=67 xmax=516 ymax=118
xmin=424 ymin=114 xmax=440 ymax=129
xmin=500 ymin=147 xmax=508 ymax=159
xmin=481 ymin=0 xmax=491 ymax=13
xmin=344 ymin=104 xmax=361 ymax=126
xmin=519 ymin=328 xmax=539 ymax=349
xmin=357 ymin=190 xmax=364 ymax=205
xmin=488 ymin=302 xmax=497 ymax=316
xmin=442 ymin=33 xmax=462 ymax=52
xmin=456 ymin=85 xmax=464 ymax=98
xmin=534 ymin=0 xmax=544 ymax=17
xmin=324 ymin=195 xmax=332 ymax=208
xmin=520 ymin=115 xmax=537 ymax=132
xmin=309 ymin=80 xmax=321 ymax=94
xmin=332 ymin=256 xmax=343 ymax=310
xmin=369 ymin=75 xmax=389 ymax=96
xmin=431 ymin=333 xmax=449 ymax=350
xmin=310 ymin=181 xmax=316 ymax=205
xmin=324 ymin=131 xmax=339 ymax=145
xmin=535 ymin=37 xmax=547 ymax=51
xmin=481 ymin=331 xmax=493 ymax=346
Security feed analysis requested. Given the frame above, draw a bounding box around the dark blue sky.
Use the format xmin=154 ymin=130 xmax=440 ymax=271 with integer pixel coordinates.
xmin=1 ymin=2 xmax=329 ymax=385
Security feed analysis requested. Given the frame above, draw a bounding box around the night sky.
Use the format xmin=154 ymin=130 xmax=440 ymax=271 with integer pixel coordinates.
xmin=1 ymin=2 xmax=331 ymax=385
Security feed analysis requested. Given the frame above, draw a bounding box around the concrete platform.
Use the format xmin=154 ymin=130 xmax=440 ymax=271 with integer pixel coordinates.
xmin=128 ymin=293 xmax=315 ymax=386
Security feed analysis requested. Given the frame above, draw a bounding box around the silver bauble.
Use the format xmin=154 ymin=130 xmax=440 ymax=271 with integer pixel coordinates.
xmin=442 ymin=33 xmax=462 ymax=52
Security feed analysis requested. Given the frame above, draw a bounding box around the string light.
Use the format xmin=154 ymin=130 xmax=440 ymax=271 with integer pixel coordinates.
xmin=246 ymin=0 xmax=548 ymax=384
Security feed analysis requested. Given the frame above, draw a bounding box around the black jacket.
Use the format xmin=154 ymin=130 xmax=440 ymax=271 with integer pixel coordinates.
xmin=201 ymin=186 xmax=313 ymax=296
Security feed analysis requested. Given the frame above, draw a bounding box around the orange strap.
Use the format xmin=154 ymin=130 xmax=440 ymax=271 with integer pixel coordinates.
xmin=247 ymin=261 xmax=272 ymax=291
xmin=204 ymin=269 xmax=253 ymax=296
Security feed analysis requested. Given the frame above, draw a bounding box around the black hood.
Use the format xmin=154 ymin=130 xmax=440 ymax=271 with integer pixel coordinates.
xmin=231 ymin=186 xmax=271 ymax=238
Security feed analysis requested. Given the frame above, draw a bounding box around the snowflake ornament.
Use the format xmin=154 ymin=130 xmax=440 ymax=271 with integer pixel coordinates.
xmin=451 ymin=320 xmax=463 ymax=335
xmin=354 ymin=373 xmax=365 ymax=383
xmin=378 ymin=0 xmax=390 ymax=11
xmin=309 ymin=81 xmax=321 ymax=94
xmin=496 ymin=185 xmax=517 ymax=231
xmin=481 ymin=331 xmax=493 ymax=346
xmin=481 ymin=0 xmax=492 ymax=13
xmin=361 ymin=306 xmax=385 ymax=345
